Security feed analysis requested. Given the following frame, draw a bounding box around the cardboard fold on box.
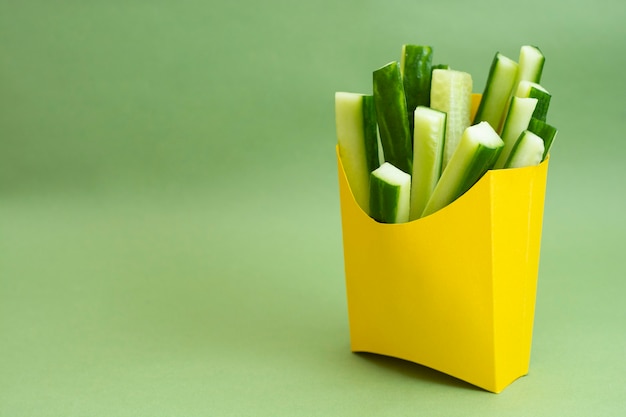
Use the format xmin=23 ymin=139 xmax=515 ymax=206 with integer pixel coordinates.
xmin=336 ymin=110 xmax=549 ymax=393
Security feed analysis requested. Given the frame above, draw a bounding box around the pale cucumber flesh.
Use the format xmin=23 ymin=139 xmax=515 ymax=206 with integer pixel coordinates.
xmin=514 ymin=45 xmax=545 ymax=87
xmin=473 ymin=53 xmax=518 ymax=132
xmin=410 ymin=106 xmax=446 ymax=220
xmin=516 ymin=80 xmax=551 ymax=121
xmin=504 ymin=130 xmax=545 ymax=169
xmin=494 ymin=97 xmax=538 ymax=169
xmin=430 ymin=69 xmax=473 ymax=170
xmin=335 ymin=92 xmax=380 ymax=214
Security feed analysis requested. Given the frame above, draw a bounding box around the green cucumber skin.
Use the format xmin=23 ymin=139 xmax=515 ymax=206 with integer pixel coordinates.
xmin=421 ymin=141 xmax=501 ymax=217
xmin=373 ymin=62 xmax=413 ymax=174
xmin=473 ymin=52 xmax=503 ymax=124
xmin=361 ymin=95 xmax=380 ymax=172
xmin=527 ymin=87 xmax=551 ymax=121
xmin=421 ymin=122 xmax=503 ymax=217
xmin=473 ymin=52 xmax=518 ymax=130
xmin=456 ymin=144 xmax=502 ymax=199
xmin=369 ymin=164 xmax=412 ymax=224
xmin=369 ymin=173 xmax=401 ymax=223
xmin=528 ymin=118 xmax=557 ymax=160
xmin=432 ymin=64 xmax=449 ymax=71
xmin=401 ymin=45 xmax=433 ymax=136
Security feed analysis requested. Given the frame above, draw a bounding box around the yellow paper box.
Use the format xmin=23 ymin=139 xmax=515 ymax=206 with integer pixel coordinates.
xmin=336 ymin=97 xmax=549 ymax=393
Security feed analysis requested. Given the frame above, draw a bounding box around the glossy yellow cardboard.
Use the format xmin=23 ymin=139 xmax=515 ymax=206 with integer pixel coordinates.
xmin=337 ymin=95 xmax=549 ymax=393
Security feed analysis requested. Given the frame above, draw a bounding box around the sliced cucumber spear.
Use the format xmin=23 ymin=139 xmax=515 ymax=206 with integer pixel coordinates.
xmin=514 ymin=45 xmax=545 ymax=88
xmin=400 ymin=44 xmax=433 ymax=138
xmin=369 ymin=162 xmax=411 ymax=224
xmin=410 ymin=106 xmax=446 ymax=221
xmin=516 ymin=80 xmax=551 ymax=121
xmin=493 ymin=96 xmax=538 ymax=169
xmin=504 ymin=130 xmax=545 ymax=169
xmin=473 ymin=52 xmax=518 ymax=132
xmin=422 ymin=122 xmax=503 ymax=217
xmin=373 ymin=61 xmax=413 ymax=174
xmin=335 ymin=92 xmax=380 ymax=214
xmin=528 ymin=117 xmax=558 ymax=160
xmin=430 ymin=69 xmax=473 ymax=170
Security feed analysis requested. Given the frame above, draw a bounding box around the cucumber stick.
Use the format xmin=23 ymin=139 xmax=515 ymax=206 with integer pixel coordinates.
xmin=373 ymin=61 xmax=413 ymax=174
xmin=335 ymin=92 xmax=380 ymax=214
xmin=430 ymin=69 xmax=473 ymax=170
xmin=494 ymin=97 xmax=538 ymax=169
xmin=514 ymin=45 xmax=545 ymax=88
xmin=473 ymin=53 xmax=518 ymax=132
xmin=369 ymin=162 xmax=411 ymax=223
xmin=422 ymin=122 xmax=503 ymax=217
xmin=400 ymin=45 xmax=433 ymax=138
xmin=410 ymin=106 xmax=447 ymax=220
xmin=516 ymin=80 xmax=551 ymax=121
xmin=504 ymin=130 xmax=545 ymax=169
xmin=528 ymin=117 xmax=558 ymax=160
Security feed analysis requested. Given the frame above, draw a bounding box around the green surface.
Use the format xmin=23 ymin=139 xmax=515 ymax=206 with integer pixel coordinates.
xmin=1 ymin=0 xmax=626 ymax=415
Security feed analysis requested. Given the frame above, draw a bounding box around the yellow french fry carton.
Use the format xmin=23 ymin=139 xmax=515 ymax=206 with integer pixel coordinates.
xmin=336 ymin=96 xmax=549 ymax=393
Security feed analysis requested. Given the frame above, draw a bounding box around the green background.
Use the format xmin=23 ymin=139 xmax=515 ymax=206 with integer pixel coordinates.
xmin=2 ymin=0 xmax=625 ymax=415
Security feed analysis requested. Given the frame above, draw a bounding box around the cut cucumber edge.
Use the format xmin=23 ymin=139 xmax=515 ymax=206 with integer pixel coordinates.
xmin=494 ymin=97 xmax=538 ymax=169
xmin=410 ymin=106 xmax=447 ymax=220
xmin=504 ymin=130 xmax=545 ymax=169
xmin=369 ymin=162 xmax=411 ymax=223
xmin=514 ymin=45 xmax=545 ymax=87
xmin=473 ymin=52 xmax=518 ymax=132
xmin=335 ymin=92 xmax=379 ymax=214
xmin=421 ymin=121 xmax=503 ymax=218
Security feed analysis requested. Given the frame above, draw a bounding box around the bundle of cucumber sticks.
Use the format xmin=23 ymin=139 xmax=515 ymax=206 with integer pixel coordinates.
xmin=335 ymin=45 xmax=557 ymax=223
